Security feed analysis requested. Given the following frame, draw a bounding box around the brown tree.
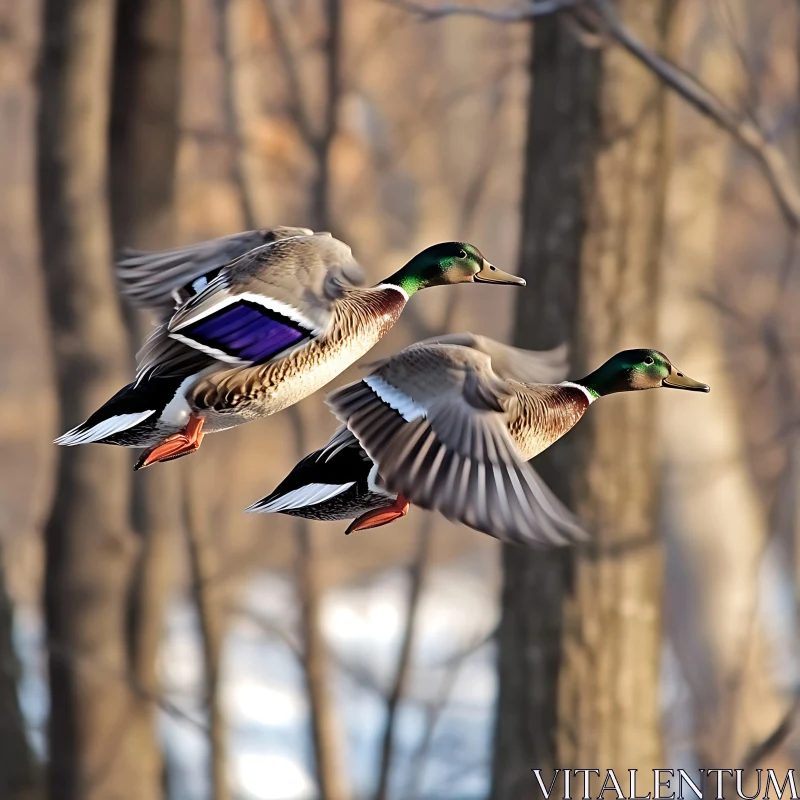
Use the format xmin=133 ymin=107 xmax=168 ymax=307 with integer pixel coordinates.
xmin=491 ymin=15 xmax=598 ymax=795
xmin=0 ymin=2 xmax=46 ymax=797
xmin=37 ymin=1 xmax=152 ymax=798
xmin=0 ymin=550 xmax=40 ymax=800
xmin=493 ymin=1 xmax=673 ymax=794
xmin=109 ymin=0 xmax=184 ymax=795
xmin=660 ymin=0 xmax=794 ymax=774
xmin=222 ymin=1 xmax=351 ymax=797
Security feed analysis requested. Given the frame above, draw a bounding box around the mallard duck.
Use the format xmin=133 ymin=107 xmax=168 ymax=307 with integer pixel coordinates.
xmin=246 ymin=334 xmax=568 ymax=526
xmin=248 ymin=336 xmax=709 ymax=546
xmin=56 ymin=234 xmax=524 ymax=469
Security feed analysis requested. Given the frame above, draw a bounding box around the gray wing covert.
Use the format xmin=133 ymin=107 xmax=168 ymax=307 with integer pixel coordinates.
xmin=327 ymin=343 xmax=585 ymax=547
xmin=149 ymin=234 xmax=365 ymax=369
xmin=116 ymin=226 xmax=314 ymax=318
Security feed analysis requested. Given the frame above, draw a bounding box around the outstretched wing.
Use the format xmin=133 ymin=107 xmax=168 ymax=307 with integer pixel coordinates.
xmin=415 ymin=332 xmax=569 ymax=385
xmin=138 ymin=233 xmax=364 ymax=376
xmin=327 ymin=344 xmax=585 ymax=547
xmin=116 ymin=226 xmax=314 ymax=318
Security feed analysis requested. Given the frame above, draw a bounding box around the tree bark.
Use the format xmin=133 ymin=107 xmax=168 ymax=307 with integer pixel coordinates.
xmin=109 ymin=1 xmax=184 ymax=795
xmin=111 ymin=0 xmax=182 ymax=249
xmin=294 ymin=525 xmax=349 ymax=800
xmin=287 ymin=403 xmax=350 ymax=800
xmin=184 ymin=466 xmax=230 ymax=800
xmin=229 ymin=1 xmax=350 ymax=796
xmin=493 ymin=1 xmax=672 ymax=793
xmin=36 ymin=1 xmax=147 ymax=798
xmin=660 ymin=0 xmax=792 ymax=770
xmin=558 ymin=0 xmax=672 ymax=773
xmin=374 ymin=521 xmax=433 ymax=800
xmin=0 ymin=4 xmax=46 ymax=797
xmin=0 ymin=546 xmax=40 ymax=800
xmin=491 ymin=15 xmax=599 ymax=797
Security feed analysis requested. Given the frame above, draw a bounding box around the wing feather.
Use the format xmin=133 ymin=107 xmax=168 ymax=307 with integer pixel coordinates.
xmin=116 ymin=227 xmax=314 ymax=317
xmin=327 ymin=371 xmax=586 ymax=547
xmin=410 ymin=332 xmax=569 ymax=385
xmin=134 ymin=233 xmax=364 ymax=375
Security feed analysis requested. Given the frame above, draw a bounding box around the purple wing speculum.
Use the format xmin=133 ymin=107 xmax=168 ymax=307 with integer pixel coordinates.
xmin=176 ymin=300 xmax=313 ymax=363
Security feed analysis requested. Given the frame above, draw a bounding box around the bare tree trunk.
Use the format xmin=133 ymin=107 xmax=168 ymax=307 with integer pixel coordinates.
xmin=224 ymin=1 xmax=350 ymax=796
xmin=36 ymin=1 xmax=148 ymax=798
xmin=286 ymin=403 xmax=350 ymax=800
xmin=491 ymin=15 xmax=599 ymax=798
xmin=184 ymin=466 xmax=229 ymax=800
xmin=311 ymin=0 xmax=342 ymax=233
xmin=109 ymin=1 xmax=184 ymax=794
xmin=557 ymin=0 xmax=673 ymax=773
xmin=558 ymin=0 xmax=671 ymax=771
xmin=216 ymin=0 xmax=258 ymax=230
xmin=374 ymin=521 xmax=433 ymax=800
xmin=660 ymin=0 xmax=792 ymax=771
xmin=0 ymin=546 xmax=40 ymax=800
xmin=493 ymin=1 xmax=672 ymax=793
xmin=302 ymin=7 xmax=348 ymax=788
xmin=111 ymin=0 xmax=182 ymax=247
xmin=0 ymin=4 xmax=46 ymax=798
xmin=294 ymin=527 xmax=348 ymax=800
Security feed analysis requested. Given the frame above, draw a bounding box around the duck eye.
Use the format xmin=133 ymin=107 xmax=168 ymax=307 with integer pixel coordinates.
xmin=458 ymin=249 xmax=467 ymax=259
xmin=644 ymin=356 xmax=654 ymax=365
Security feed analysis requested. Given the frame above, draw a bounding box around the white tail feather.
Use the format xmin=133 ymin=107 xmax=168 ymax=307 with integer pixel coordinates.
xmin=246 ymin=482 xmax=355 ymax=513
xmin=54 ymin=410 xmax=156 ymax=446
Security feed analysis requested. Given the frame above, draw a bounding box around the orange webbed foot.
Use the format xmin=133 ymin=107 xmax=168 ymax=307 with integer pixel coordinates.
xmin=345 ymin=494 xmax=410 ymax=534
xmin=134 ymin=416 xmax=205 ymax=470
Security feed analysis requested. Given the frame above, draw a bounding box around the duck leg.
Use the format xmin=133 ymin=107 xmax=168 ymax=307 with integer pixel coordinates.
xmin=345 ymin=494 xmax=410 ymax=534
xmin=134 ymin=415 xmax=205 ymax=470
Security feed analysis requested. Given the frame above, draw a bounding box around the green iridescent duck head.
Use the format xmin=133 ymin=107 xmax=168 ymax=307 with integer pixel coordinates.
xmin=578 ymin=349 xmax=710 ymax=399
xmin=385 ymin=242 xmax=525 ymax=296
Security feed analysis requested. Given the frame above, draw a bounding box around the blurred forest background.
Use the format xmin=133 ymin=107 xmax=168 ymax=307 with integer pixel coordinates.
xmin=0 ymin=0 xmax=799 ymax=798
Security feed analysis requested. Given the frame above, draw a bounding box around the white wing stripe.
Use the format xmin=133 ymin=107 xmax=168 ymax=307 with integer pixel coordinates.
xmin=247 ymin=482 xmax=355 ymax=513
xmin=54 ymin=410 xmax=155 ymax=446
xmin=168 ymin=332 xmax=248 ymax=365
xmin=170 ymin=291 xmax=323 ymax=336
xmin=364 ymin=376 xmax=427 ymax=422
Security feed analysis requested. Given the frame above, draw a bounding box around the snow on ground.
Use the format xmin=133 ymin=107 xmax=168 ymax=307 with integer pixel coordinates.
xmin=14 ymin=553 xmax=498 ymax=800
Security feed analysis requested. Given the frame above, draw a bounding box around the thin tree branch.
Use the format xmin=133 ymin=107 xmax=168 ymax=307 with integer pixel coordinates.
xmin=374 ymin=520 xmax=434 ymax=800
xmin=742 ymin=692 xmax=800 ymax=772
xmin=229 ymin=604 xmax=303 ymax=660
xmin=403 ymin=631 xmax=487 ymax=800
xmin=215 ymin=0 xmax=259 ymax=230
xmin=183 ymin=466 xmax=230 ymax=800
xmin=382 ymin=0 xmax=579 ymax=23
xmin=588 ymin=0 xmax=800 ymax=229
xmin=45 ymin=638 xmax=208 ymax=733
xmin=261 ymin=0 xmax=317 ymax=146
xmin=385 ymin=0 xmax=800 ymax=230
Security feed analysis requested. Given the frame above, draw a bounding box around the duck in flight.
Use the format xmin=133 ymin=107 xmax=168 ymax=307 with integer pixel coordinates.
xmin=249 ymin=336 xmax=709 ymax=547
xmin=55 ymin=232 xmax=525 ymax=469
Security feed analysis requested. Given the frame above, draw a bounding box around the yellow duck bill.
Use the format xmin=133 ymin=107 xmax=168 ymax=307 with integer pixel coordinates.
xmin=661 ymin=367 xmax=710 ymax=392
xmin=473 ymin=259 xmax=526 ymax=285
